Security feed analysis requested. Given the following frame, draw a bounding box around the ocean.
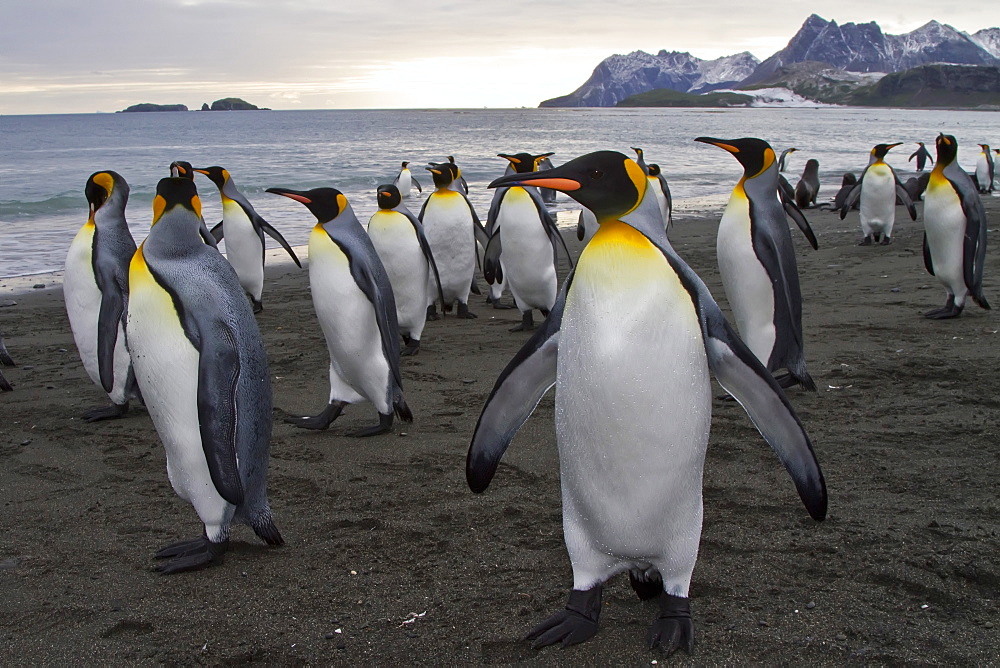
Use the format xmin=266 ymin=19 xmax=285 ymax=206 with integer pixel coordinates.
xmin=1 ymin=107 xmax=996 ymax=279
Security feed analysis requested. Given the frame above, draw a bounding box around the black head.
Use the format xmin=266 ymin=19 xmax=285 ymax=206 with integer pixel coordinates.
xmin=170 ymin=161 xmax=195 ymax=180
xmin=426 ymin=163 xmax=456 ymax=188
xmin=85 ymin=170 xmax=128 ymax=212
xmin=266 ymin=186 xmax=348 ymax=224
xmin=935 ymin=134 xmax=958 ymax=166
xmin=193 ymin=165 xmax=229 ymax=188
xmin=648 ymin=164 xmax=661 ymax=177
xmin=870 ymin=143 xmax=902 ymax=161
xmin=497 ymin=152 xmax=553 ymax=174
xmin=695 ymin=137 xmax=776 ymax=177
xmin=152 ymin=177 xmax=201 ymax=225
xmin=376 ymin=184 xmax=402 ymax=210
xmin=489 ymin=150 xmax=645 ymax=222
xmin=401 ymin=161 xmax=409 ymax=168
xmin=842 ymin=172 xmax=857 ymax=186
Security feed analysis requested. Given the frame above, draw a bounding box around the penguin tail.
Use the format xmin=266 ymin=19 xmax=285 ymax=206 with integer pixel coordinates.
xmin=972 ymin=292 xmax=991 ymax=310
xmin=251 ymin=512 xmax=285 ymax=546
xmin=394 ymin=397 xmax=414 ymax=423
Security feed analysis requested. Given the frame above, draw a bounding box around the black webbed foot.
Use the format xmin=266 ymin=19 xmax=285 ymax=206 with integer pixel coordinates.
xmin=426 ymin=305 xmax=440 ymax=321
xmin=524 ymin=586 xmax=602 ymax=649
xmin=251 ymin=297 xmax=263 ymax=314
xmin=858 ymin=235 xmax=873 ymax=246
xmin=154 ymin=535 xmax=228 ymax=574
xmin=924 ymin=296 xmax=963 ymax=320
xmin=350 ymin=412 xmax=393 ymax=437
xmin=488 ymin=295 xmax=514 ymax=310
xmin=284 ymin=401 xmax=345 ymax=430
xmin=401 ymin=337 xmax=420 ymax=356
xmin=880 ymin=236 xmax=892 ymax=245
xmin=81 ymin=401 xmax=129 ymax=422
xmin=629 ymin=569 xmax=663 ymax=601
xmin=509 ymin=310 xmax=535 ymax=332
xmin=646 ymin=593 xmax=694 ymax=655
xmin=457 ymin=303 xmax=477 ymax=319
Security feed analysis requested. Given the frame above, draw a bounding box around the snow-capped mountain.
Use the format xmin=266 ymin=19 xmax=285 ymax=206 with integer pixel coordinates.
xmin=743 ymin=15 xmax=998 ymax=85
xmin=539 ymin=50 xmax=760 ymax=107
xmin=969 ymin=27 xmax=1000 ymax=58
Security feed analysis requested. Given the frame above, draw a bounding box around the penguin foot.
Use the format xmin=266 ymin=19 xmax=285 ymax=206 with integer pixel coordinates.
xmin=426 ymin=305 xmax=440 ymax=321
xmin=858 ymin=236 xmax=873 ymax=246
xmin=646 ymin=593 xmax=694 ymax=656
xmin=81 ymin=401 xmax=129 ymax=422
xmin=251 ymin=298 xmax=263 ymax=314
xmin=629 ymin=570 xmax=664 ymax=601
xmin=350 ymin=412 xmax=394 ymax=437
xmin=924 ymin=297 xmax=964 ymax=319
xmin=457 ymin=303 xmax=477 ymax=319
xmin=524 ymin=586 xmax=602 ymax=649
xmin=510 ymin=311 xmax=535 ymax=332
xmin=401 ymin=340 xmax=420 ymax=356
xmin=285 ymin=400 xmax=345 ymax=430
xmin=880 ymin=236 xmax=892 ymax=246
xmin=154 ymin=536 xmax=228 ymax=574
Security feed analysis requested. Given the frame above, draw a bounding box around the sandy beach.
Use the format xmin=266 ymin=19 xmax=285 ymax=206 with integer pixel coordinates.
xmin=1 ymin=197 xmax=998 ymax=665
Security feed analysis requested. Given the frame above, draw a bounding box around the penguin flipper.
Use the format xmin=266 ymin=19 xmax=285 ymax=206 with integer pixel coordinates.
xmin=466 ymin=195 xmax=490 ymax=249
xmin=196 ymin=320 xmax=245 ymax=507
xmin=777 ymin=174 xmax=795 ymax=203
xmin=922 ymin=233 xmax=935 ymax=276
xmin=576 ymin=215 xmax=586 ymax=241
xmin=413 ymin=176 xmax=422 ymax=193
xmin=257 ymin=217 xmax=302 ymax=267
xmin=782 ymin=201 xmax=819 ymax=250
xmin=483 ymin=232 xmax=504 ymax=285
xmin=409 ymin=213 xmax=446 ymax=311
xmin=96 ymin=286 xmax=125 ymax=394
xmin=467 ymin=273 xmax=571 ymax=493
xmin=950 ymin=173 xmax=990 ymax=306
xmin=703 ymin=315 xmax=826 ymax=521
xmin=209 ymin=221 xmax=225 ymax=242
xmin=531 ymin=188 xmax=574 ymax=269
xmin=839 ymin=184 xmax=862 ymax=219
xmin=894 ymin=183 xmax=917 ymax=221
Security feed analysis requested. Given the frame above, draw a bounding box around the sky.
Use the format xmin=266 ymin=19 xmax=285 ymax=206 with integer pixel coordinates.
xmin=1 ymin=1 xmax=995 ymax=115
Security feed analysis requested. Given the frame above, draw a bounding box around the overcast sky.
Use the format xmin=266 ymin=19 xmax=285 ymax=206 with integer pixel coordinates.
xmin=1 ymin=1 xmax=994 ymax=114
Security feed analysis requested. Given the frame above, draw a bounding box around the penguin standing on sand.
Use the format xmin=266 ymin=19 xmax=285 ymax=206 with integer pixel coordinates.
xmin=778 ymin=147 xmax=798 ymax=172
xmin=839 ymin=143 xmax=917 ymax=246
xmin=909 ymin=142 xmax=933 ymax=172
xmin=695 ymin=137 xmax=816 ymax=390
xmin=127 ymin=177 xmax=283 ymax=573
xmin=483 ymin=152 xmax=573 ymax=331
xmin=194 ymin=166 xmax=301 ymax=312
xmin=974 ymin=144 xmax=995 ymax=194
xmin=268 ymin=186 xmax=413 ymax=436
xmin=392 ymin=161 xmax=423 ymax=198
xmin=794 ymin=159 xmax=820 ymax=208
xmin=419 ymin=163 xmax=489 ymax=319
xmin=922 ymin=134 xmax=991 ymax=319
xmin=468 ymin=150 xmax=826 ymax=655
xmin=367 ymin=184 xmax=444 ymax=355
xmin=64 ymin=171 xmax=141 ymax=421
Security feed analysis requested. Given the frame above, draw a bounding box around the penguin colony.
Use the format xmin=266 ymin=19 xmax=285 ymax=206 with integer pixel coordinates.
xmin=50 ymin=132 xmax=991 ymax=655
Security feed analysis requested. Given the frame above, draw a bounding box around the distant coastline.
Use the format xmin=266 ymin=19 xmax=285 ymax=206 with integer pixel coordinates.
xmin=118 ymin=97 xmax=268 ymax=113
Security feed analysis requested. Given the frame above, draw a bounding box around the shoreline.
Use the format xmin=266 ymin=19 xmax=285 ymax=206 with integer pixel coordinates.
xmin=1 ymin=202 xmax=998 ymax=663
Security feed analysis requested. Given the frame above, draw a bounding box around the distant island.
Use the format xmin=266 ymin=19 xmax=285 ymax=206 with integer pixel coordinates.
xmin=118 ymin=97 xmax=268 ymax=113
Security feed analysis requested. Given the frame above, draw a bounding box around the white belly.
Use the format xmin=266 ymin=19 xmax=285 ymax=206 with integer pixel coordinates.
xmin=309 ymin=226 xmax=390 ymax=411
xmin=127 ymin=250 xmax=228 ymax=533
xmin=368 ymin=211 xmax=429 ymax=338
xmin=222 ymin=200 xmax=264 ymax=300
xmin=496 ymin=189 xmax=557 ymax=312
xmin=555 ymin=222 xmax=711 ymax=595
xmin=421 ymin=191 xmax=476 ymax=304
xmin=975 ymin=157 xmax=991 ymax=189
xmin=63 ymin=224 xmax=132 ymax=403
xmin=717 ymin=192 xmax=776 ymax=367
xmin=923 ymin=176 xmax=968 ymax=300
xmin=396 ymin=171 xmax=413 ymax=196
xmin=859 ymin=165 xmax=897 ymax=234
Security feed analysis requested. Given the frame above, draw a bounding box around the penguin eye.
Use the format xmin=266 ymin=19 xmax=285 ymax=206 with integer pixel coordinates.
xmin=590 ymin=170 xmax=604 ymax=180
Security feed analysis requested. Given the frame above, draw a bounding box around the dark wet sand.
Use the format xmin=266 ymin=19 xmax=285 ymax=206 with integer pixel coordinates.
xmin=1 ymin=197 xmax=998 ymax=665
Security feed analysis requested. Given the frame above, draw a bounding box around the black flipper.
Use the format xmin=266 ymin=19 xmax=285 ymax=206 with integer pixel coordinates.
xmin=257 ymin=216 xmax=302 ymax=267
xmin=782 ymin=201 xmax=819 ymax=250
xmin=839 ymin=179 xmax=864 ymax=219
xmin=893 ymin=181 xmax=918 ymax=221
xmin=483 ymin=232 xmax=504 ymax=285
xmin=923 ymin=233 xmax=935 ymax=276
xmin=196 ymin=319 xmax=245 ymax=507
xmin=466 ymin=272 xmax=572 ymax=493
xmin=209 ymin=221 xmax=224 ymax=242
xmin=96 ymin=283 xmax=125 ymax=394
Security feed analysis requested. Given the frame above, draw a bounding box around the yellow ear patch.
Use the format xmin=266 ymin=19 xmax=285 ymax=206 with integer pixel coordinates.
xmin=336 ymin=193 xmax=348 ymax=215
xmin=152 ymin=195 xmax=166 ymax=225
xmin=191 ymin=194 xmax=202 ymax=219
xmin=754 ymin=148 xmax=775 ymax=178
xmin=624 ymin=158 xmax=648 ymax=196
xmin=92 ymin=172 xmax=115 ymax=194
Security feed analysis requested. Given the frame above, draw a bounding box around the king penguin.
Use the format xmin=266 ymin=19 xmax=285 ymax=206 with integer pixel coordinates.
xmin=794 ymin=159 xmax=820 ymax=208
xmin=909 ymin=142 xmax=934 ymax=172
xmin=64 ymin=171 xmax=141 ymax=421
xmin=695 ymin=137 xmax=816 ymax=391
xmin=467 ymin=150 xmax=826 ymax=655
xmin=631 ymin=148 xmax=672 ymax=231
xmin=419 ymin=163 xmax=489 ymax=319
xmin=367 ymin=184 xmax=444 ymax=355
xmin=922 ymin=134 xmax=991 ymax=319
xmin=127 ymin=177 xmax=283 ymax=573
xmin=392 ymin=161 xmax=423 ymax=198
xmin=169 ymin=160 xmax=219 ymax=247
xmin=194 ymin=166 xmax=301 ymax=312
xmin=839 ymin=143 xmax=917 ymax=246
xmin=777 ymin=147 xmax=798 ymax=172
xmin=267 ymin=186 xmax=413 ymax=436
xmin=974 ymin=144 xmax=995 ymax=194
xmin=484 ymin=153 xmax=573 ymax=331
